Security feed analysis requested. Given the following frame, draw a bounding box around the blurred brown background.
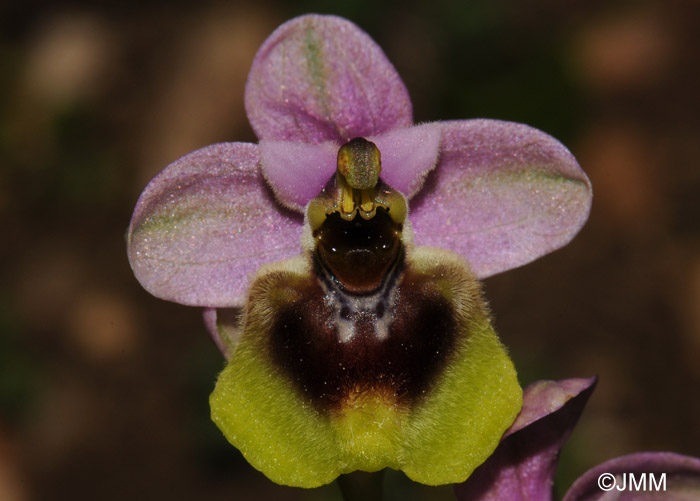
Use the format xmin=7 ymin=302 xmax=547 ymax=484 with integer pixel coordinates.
xmin=1 ymin=0 xmax=699 ymax=500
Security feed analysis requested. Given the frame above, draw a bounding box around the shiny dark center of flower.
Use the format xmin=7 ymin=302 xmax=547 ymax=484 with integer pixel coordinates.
xmin=314 ymin=208 xmax=402 ymax=294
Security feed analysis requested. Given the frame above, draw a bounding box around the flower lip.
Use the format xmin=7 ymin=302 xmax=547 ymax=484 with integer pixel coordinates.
xmin=211 ymin=244 xmax=523 ymax=487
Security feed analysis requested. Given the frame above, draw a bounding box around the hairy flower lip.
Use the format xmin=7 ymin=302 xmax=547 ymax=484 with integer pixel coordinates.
xmin=211 ymin=245 xmax=523 ymax=487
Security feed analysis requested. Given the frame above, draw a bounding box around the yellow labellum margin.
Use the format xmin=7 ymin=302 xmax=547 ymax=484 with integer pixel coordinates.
xmin=210 ymin=248 xmax=522 ymax=488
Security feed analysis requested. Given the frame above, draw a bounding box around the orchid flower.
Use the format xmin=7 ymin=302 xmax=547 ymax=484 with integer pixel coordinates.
xmin=456 ymin=377 xmax=700 ymax=500
xmin=127 ymin=14 xmax=592 ymax=488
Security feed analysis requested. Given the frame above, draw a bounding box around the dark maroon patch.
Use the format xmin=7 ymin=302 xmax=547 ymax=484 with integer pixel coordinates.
xmin=268 ymin=267 xmax=458 ymax=414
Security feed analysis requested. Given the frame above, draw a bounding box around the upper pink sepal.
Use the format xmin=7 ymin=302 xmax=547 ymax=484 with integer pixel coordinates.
xmin=245 ymin=14 xmax=413 ymax=144
xmin=410 ymin=120 xmax=592 ymax=278
xmin=127 ymin=143 xmax=302 ymax=307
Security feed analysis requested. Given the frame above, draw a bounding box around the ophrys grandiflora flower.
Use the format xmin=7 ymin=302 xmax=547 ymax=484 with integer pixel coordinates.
xmin=127 ymin=14 xmax=592 ymax=488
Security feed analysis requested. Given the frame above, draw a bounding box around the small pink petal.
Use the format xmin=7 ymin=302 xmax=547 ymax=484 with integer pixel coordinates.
xmin=563 ymin=452 xmax=700 ymax=501
xmin=245 ymin=14 xmax=412 ymax=144
xmin=127 ymin=143 xmax=302 ymax=307
xmin=455 ymin=377 xmax=597 ymax=501
xmin=259 ymin=139 xmax=338 ymax=211
xmin=259 ymin=124 xmax=443 ymax=211
xmin=411 ymin=120 xmax=592 ymax=278
xmin=370 ymin=122 xmax=442 ymax=198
